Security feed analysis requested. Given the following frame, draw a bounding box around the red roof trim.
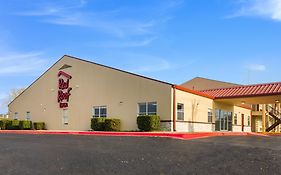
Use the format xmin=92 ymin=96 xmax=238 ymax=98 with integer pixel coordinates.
xmin=174 ymin=85 xmax=215 ymax=99
xmin=201 ymin=82 xmax=281 ymax=99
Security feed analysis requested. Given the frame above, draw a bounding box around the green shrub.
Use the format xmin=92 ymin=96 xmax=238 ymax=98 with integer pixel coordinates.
xmin=0 ymin=119 xmax=12 ymax=130
xmin=91 ymin=117 xmax=106 ymax=131
xmin=33 ymin=122 xmax=45 ymax=130
xmin=104 ymin=119 xmax=121 ymax=131
xmin=6 ymin=120 xmax=21 ymax=130
xmin=137 ymin=115 xmax=160 ymax=131
xmin=19 ymin=120 xmax=32 ymax=130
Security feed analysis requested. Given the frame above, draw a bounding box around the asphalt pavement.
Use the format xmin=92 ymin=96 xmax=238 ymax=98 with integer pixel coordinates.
xmin=0 ymin=134 xmax=280 ymax=175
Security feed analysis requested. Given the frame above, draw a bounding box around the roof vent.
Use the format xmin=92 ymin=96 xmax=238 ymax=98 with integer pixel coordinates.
xmin=59 ymin=64 xmax=72 ymax=70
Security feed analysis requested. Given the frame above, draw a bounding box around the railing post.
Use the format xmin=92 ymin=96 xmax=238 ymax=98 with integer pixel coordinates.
xmin=262 ymin=104 xmax=266 ymax=132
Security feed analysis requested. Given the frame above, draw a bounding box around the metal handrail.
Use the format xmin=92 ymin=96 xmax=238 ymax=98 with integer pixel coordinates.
xmin=267 ymin=105 xmax=281 ymax=119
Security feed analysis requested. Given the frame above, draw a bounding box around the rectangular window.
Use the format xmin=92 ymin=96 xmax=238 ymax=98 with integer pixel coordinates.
xmin=14 ymin=112 xmax=18 ymax=120
xmin=248 ymin=116 xmax=250 ymax=126
xmin=93 ymin=106 xmax=107 ymax=117
xmin=138 ymin=102 xmax=157 ymax=116
xmin=26 ymin=112 xmax=31 ymax=120
xmin=177 ymin=103 xmax=184 ymax=121
xmin=234 ymin=113 xmax=238 ymax=125
xmin=63 ymin=109 xmax=68 ymax=125
xmin=208 ymin=109 xmax=213 ymax=123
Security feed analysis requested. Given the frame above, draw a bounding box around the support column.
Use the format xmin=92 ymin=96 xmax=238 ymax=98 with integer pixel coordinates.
xmin=172 ymin=85 xmax=176 ymax=132
xmin=262 ymin=104 xmax=266 ymax=132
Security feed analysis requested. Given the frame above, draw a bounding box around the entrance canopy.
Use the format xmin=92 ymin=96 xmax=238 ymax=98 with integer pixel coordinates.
xmin=200 ymin=82 xmax=281 ymax=105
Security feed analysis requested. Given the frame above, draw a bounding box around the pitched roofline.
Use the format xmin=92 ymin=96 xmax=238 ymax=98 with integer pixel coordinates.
xmin=214 ymin=93 xmax=281 ymax=100
xmin=8 ymin=55 xmax=65 ymax=107
xmin=181 ymin=76 xmax=240 ymax=88
xmin=201 ymin=81 xmax=281 ymax=93
xmin=64 ymin=55 xmax=173 ymax=86
xmin=174 ymin=85 xmax=215 ymax=99
xmin=8 ymin=55 xmax=173 ymax=107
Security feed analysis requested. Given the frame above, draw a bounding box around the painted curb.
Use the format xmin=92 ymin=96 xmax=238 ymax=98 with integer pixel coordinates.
xmin=0 ymin=130 xmax=270 ymax=140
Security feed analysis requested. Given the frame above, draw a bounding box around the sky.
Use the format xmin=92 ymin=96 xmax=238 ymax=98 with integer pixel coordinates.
xmin=1 ymin=0 xmax=281 ymax=113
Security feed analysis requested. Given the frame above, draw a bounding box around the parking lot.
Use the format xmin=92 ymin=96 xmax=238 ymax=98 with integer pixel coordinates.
xmin=0 ymin=134 xmax=280 ymax=175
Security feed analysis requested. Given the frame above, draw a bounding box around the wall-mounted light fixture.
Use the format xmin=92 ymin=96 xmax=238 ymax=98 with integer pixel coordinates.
xmin=241 ymin=101 xmax=245 ymax=105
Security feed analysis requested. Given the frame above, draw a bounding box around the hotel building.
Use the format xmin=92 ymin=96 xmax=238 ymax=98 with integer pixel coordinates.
xmin=8 ymin=55 xmax=281 ymax=132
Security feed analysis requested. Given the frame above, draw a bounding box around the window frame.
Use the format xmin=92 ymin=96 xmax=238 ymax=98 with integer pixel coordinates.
xmin=26 ymin=111 xmax=31 ymax=121
xmin=208 ymin=108 xmax=213 ymax=123
xmin=138 ymin=102 xmax=157 ymax=116
xmin=234 ymin=113 xmax=238 ymax=125
xmin=93 ymin=106 xmax=107 ymax=118
xmin=177 ymin=103 xmax=184 ymax=121
xmin=14 ymin=112 xmax=19 ymax=120
xmin=63 ymin=109 xmax=68 ymax=125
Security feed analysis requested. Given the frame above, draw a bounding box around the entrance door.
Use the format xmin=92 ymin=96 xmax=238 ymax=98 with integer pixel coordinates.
xmin=220 ymin=112 xmax=228 ymax=131
xmin=215 ymin=110 xmax=233 ymax=131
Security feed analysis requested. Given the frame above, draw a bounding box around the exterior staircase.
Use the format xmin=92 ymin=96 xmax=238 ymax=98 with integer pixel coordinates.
xmin=266 ymin=106 xmax=281 ymax=132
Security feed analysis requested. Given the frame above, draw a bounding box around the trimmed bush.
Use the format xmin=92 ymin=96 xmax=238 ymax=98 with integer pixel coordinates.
xmin=91 ymin=117 xmax=106 ymax=131
xmin=19 ymin=120 xmax=32 ymax=130
xmin=104 ymin=119 xmax=121 ymax=131
xmin=33 ymin=122 xmax=45 ymax=130
xmin=137 ymin=115 xmax=160 ymax=131
xmin=0 ymin=119 xmax=12 ymax=130
xmin=6 ymin=120 xmax=21 ymax=130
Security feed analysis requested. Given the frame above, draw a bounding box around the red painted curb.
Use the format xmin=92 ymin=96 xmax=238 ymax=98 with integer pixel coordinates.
xmin=0 ymin=130 xmax=269 ymax=140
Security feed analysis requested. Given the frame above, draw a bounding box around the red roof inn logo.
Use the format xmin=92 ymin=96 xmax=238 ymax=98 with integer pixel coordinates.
xmin=57 ymin=71 xmax=72 ymax=108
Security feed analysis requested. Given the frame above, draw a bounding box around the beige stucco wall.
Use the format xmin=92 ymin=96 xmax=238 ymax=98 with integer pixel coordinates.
xmin=213 ymin=102 xmax=252 ymax=131
xmin=175 ymin=89 xmax=213 ymax=123
xmin=9 ymin=56 xmax=172 ymax=131
xmin=233 ymin=106 xmax=252 ymax=128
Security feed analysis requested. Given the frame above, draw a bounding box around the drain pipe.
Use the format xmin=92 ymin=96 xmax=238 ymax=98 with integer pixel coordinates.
xmin=172 ymin=85 xmax=176 ymax=132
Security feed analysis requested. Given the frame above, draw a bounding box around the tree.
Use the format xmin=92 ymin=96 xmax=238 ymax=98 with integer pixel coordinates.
xmin=2 ymin=88 xmax=25 ymax=107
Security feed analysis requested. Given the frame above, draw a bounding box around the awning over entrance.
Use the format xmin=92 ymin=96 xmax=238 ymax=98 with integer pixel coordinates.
xmin=200 ymin=82 xmax=281 ymax=105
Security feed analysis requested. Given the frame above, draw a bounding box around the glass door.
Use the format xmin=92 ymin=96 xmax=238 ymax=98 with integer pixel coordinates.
xmin=220 ymin=111 xmax=228 ymax=131
xmin=215 ymin=110 xmax=233 ymax=131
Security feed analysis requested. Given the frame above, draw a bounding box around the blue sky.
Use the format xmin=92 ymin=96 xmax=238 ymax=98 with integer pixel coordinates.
xmin=1 ymin=0 xmax=281 ymax=113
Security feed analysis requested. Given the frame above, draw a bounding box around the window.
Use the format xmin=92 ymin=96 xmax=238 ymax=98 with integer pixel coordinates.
xmin=93 ymin=106 xmax=107 ymax=117
xmin=208 ymin=109 xmax=213 ymax=123
xmin=26 ymin=112 xmax=31 ymax=120
xmin=177 ymin=103 xmax=184 ymax=120
xmin=63 ymin=109 xmax=68 ymax=125
xmin=248 ymin=116 xmax=250 ymax=126
xmin=234 ymin=113 xmax=238 ymax=125
xmin=138 ymin=102 xmax=157 ymax=116
xmin=14 ymin=112 xmax=18 ymax=120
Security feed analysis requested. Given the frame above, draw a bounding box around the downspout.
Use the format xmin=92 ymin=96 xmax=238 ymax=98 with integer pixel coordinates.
xmin=172 ymin=85 xmax=176 ymax=132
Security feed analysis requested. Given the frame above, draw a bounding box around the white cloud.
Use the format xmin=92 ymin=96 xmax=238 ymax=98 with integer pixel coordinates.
xmin=15 ymin=0 xmax=180 ymax=38
xmin=246 ymin=64 xmax=266 ymax=71
xmin=0 ymin=52 xmax=48 ymax=76
xmin=231 ymin=0 xmax=281 ymax=21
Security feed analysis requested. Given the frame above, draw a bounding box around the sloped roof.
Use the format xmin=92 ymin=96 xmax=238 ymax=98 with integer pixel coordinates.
xmin=181 ymin=77 xmax=240 ymax=91
xmin=201 ymin=82 xmax=281 ymax=99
